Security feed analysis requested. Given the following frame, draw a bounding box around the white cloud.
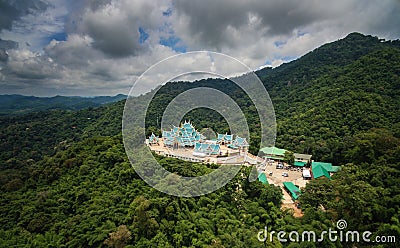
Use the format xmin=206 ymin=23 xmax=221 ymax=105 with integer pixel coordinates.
xmin=170 ymin=0 xmax=400 ymax=68
xmin=0 ymin=0 xmax=68 ymax=51
xmin=0 ymin=0 xmax=399 ymax=96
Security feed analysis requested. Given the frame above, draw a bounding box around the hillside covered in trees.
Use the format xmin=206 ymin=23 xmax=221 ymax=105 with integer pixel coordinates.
xmin=0 ymin=94 xmax=127 ymax=115
xmin=0 ymin=33 xmax=399 ymax=247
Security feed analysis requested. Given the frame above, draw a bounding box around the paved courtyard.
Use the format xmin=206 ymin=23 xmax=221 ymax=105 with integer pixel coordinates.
xmin=149 ymin=139 xmax=308 ymax=216
xmin=260 ymin=160 xmax=309 ymax=217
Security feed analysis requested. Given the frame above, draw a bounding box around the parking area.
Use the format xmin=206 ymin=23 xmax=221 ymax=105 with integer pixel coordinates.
xmin=258 ymin=160 xmax=310 ymax=216
xmin=261 ymin=161 xmax=306 ymax=186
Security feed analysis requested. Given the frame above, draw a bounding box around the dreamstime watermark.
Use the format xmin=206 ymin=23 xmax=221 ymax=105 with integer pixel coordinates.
xmin=257 ymin=219 xmax=397 ymax=243
xmin=122 ymin=51 xmax=276 ymax=197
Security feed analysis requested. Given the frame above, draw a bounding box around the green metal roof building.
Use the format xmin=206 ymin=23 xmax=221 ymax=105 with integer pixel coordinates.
xmin=330 ymin=166 xmax=341 ymax=172
xmin=311 ymin=164 xmax=331 ymax=179
xmin=294 ymin=153 xmax=312 ymax=164
xmin=259 ymin=146 xmax=288 ymax=160
xmin=257 ymin=173 xmax=269 ymax=185
xmin=293 ymin=161 xmax=307 ymax=167
xmin=311 ymin=162 xmax=340 ymax=179
xmin=283 ymin=182 xmax=301 ymax=200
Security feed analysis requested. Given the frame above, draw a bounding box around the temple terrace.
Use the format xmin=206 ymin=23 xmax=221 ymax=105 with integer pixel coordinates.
xmin=146 ymin=121 xmax=251 ymax=164
xmin=146 ymin=121 xmax=340 ymax=211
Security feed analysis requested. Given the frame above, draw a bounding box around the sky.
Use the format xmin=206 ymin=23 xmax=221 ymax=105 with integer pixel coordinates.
xmin=0 ymin=0 xmax=400 ymax=96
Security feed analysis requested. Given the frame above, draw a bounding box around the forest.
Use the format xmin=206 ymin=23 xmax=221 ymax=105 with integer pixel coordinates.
xmin=0 ymin=94 xmax=126 ymax=115
xmin=0 ymin=33 xmax=399 ymax=247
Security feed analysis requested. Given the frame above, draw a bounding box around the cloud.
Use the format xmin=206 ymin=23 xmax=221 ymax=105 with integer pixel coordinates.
xmin=44 ymin=34 xmax=98 ymax=69
xmin=0 ymin=0 xmax=400 ymax=96
xmin=70 ymin=0 xmax=171 ymax=58
xmin=170 ymin=0 xmax=400 ymax=67
xmin=0 ymin=38 xmax=18 ymax=61
xmin=171 ymin=0 xmax=341 ymax=49
xmin=0 ymin=0 xmax=48 ymax=30
xmin=80 ymin=2 xmax=142 ymax=57
xmin=0 ymin=0 xmax=68 ymax=51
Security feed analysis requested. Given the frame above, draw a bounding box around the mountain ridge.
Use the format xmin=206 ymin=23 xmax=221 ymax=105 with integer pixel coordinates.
xmin=0 ymin=32 xmax=399 ymax=247
xmin=0 ymin=94 xmax=127 ymax=115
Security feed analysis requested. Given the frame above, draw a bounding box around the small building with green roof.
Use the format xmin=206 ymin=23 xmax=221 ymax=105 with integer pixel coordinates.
xmin=311 ymin=162 xmax=340 ymax=179
xmin=259 ymin=146 xmax=288 ymax=161
xmin=257 ymin=173 xmax=269 ymax=185
xmin=294 ymin=153 xmax=312 ymax=164
xmin=311 ymin=164 xmax=331 ymax=179
xmin=330 ymin=166 xmax=341 ymax=172
xmin=293 ymin=161 xmax=307 ymax=167
xmin=283 ymin=182 xmax=301 ymax=200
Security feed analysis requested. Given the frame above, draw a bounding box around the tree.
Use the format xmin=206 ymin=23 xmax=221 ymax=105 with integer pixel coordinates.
xmin=131 ymin=196 xmax=159 ymax=239
xmin=283 ymin=151 xmax=295 ymax=165
xmin=104 ymin=225 xmax=132 ymax=248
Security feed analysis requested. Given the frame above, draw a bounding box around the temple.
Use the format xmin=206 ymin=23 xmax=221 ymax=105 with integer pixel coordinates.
xmin=148 ymin=133 xmax=159 ymax=145
xmin=229 ymin=136 xmax=249 ymax=149
xmin=145 ymin=120 xmax=339 ymax=211
xmin=217 ymin=133 xmax=233 ymax=144
xmin=193 ymin=143 xmax=221 ymax=157
xmin=162 ymin=120 xmax=205 ymax=148
xmin=146 ymin=120 xmax=250 ymax=163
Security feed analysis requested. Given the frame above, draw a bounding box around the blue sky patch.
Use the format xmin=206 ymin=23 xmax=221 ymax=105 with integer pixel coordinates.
xmin=47 ymin=32 xmax=67 ymax=42
xmin=139 ymin=27 xmax=149 ymax=44
xmin=159 ymin=35 xmax=186 ymax=53
xmin=297 ymin=30 xmax=308 ymax=37
xmin=281 ymin=55 xmax=297 ymax=61
xmin=274 ymin=40 xmax=286 ymax=47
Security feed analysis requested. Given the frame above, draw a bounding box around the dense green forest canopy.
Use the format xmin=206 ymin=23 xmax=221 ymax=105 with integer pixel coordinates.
xmin=0 ymin=33 xmax=399 ymax=247
xmin=0 ymin=94 xmax=126 ymax=115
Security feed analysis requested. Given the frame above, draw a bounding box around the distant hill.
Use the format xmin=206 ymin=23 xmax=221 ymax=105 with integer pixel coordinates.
xmin=256 ymin=32 xmax=400 ymax=162
xmin=0 ymin=94 xmax=127 ymax=115
xmin=141 ymin=32 xmax=400 ymax=162
xmin=1 ymin=32 xmax=399 ymax=165
xmin=257 ymin=32 xmax=400 ymax=86
xmin=0 ymin=32 xmax=399 ymax=247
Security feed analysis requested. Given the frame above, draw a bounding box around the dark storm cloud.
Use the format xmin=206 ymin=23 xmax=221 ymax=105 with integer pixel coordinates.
xmin=0 ymin=38 xmax=18 ymax=61
xmin=172 ymin=0 xmax=331 ymax=49
xmin=67 ymin=1 xmax=169 ymax=58
xmin=0 ymin=1 xmax=19 ymax=30
xmin=82 ymin=11 xmax=142 ymax=58
xmin=0 ymin=38 xmax=18 ymax=50
xmin=0 ymin=0 xmax=48 ymax=31
xmin=88 ymin=0 xmax=113 ymax=11
xmin=0 ymin=50 xmax=7 ymax=61
xmin=174 ymin=0 xmax=321 ymax=33
xmin=172 ymin=0 xmax=400 ymax=50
